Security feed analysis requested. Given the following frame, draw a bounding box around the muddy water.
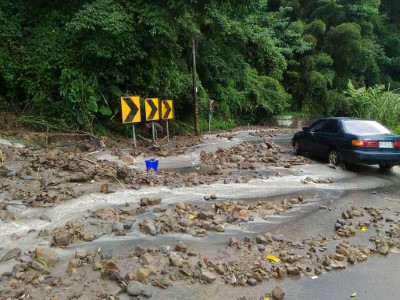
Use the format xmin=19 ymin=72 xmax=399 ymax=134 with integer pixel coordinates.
xmin=0 ymin=163 xmax=391 ymax=260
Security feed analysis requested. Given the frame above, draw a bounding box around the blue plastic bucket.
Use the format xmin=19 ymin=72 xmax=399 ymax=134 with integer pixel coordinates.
xmin=145 ymin=159 xmax=159 ymax=171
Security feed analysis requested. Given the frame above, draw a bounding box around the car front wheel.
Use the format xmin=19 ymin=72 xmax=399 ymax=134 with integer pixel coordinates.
xmin=293 ymin=139 xmax=302 ymax=155
xmin=328 ymin=148 xmax=340 ymax=166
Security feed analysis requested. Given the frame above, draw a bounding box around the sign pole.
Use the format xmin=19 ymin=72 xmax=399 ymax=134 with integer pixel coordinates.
xmin=132 ymin=124 xmax=137 ymax=147
xmin=151 ymin=121 xmax=155 ymax=141
xmin=166 ymin=120 xmax=169 ymax=142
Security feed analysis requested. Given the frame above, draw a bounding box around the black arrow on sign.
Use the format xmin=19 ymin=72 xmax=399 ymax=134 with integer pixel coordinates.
xmin=123 ymin=97 xmax=139 ymax=123
xmin=148 ymin=99 xmax=158 ymax=120
xmin=163 ymin=100 xmax=171 ymax=119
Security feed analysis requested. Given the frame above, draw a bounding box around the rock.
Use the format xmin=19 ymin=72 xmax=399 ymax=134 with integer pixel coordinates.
xmin=169 ymin=252 xmax=184 ymax=267
xmin=39 ymin=214 xmax=52 ymax=222
xmin=247 ymin=277 xmax=257 ymax=286
xmin=75 ymin=249 xmax=87 ymax=259
xmin=119 ymin=155 xmax=134 ymax=165
xmin=135 ymin=267 xmax=149 ymax=282
xmin=179 ymin=265 xmax=193 ymax=276
xmin=112 ymin=221 xmax=124 ymax=232
xmin=334 ymin=253 xmax=345 ymax=261
xmin=140 ymin=253 xmax=153 ymax=265
xmin=286 ymin=267 xmax=300 ymax=276
xmin=256 ymin=235 xmax=268 ymax=245
xmin=159 ymin=245 xmax=171 ymax=254
xmin=140 ymin=198 xmax=149 ymax=206
xmin=142 ymin=221 xmax=157 ymax=236
xmin=377 ymin=244 xmax=389 ymax=255
xmin=178 ymin=218 xmax=192 ymax=227
xmin=35 ymin=246 xmax=58 ymax=266
xmin=229 ymin=237 xmax=239 ymax=246
xmin=213 ymin=224 xmax=225 ymax=232
xmin=272 ymin=286 xmax=285 ymax=299
xmin=83 ymin=231 xmax=96 ymax=241
xmin=148 ymin=197 xmax=162 ymax=206
xmin=134 ymin=244 xmax=147 ymax=256
xmin=174 ymin=243 xmax=188 ymax=252
xmin=175 ymin=202 xmax=186 ymax=210
xmin=153 ymin=205 xmax=167 ymax=213
xmin=52 ymin=231 xmax=72 ymax=247
xmin=0 ymin=247 xmax=21 ymax=261
xmin=127 ymin=280 xmax=144 ymax=296
xmin=142 ymin=287 xmax=153 ymax=298
xmin=230 ymin=155 xmax=244 ymax=162
xmin=201 ymin=268 xmax=217 ymax=283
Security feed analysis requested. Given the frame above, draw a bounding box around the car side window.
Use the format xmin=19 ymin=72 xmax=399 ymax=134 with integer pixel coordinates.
xmin=321 ymin=120 xmax=338 ymax=134
xmin=309 ymin=120 xmax=327 ymax=132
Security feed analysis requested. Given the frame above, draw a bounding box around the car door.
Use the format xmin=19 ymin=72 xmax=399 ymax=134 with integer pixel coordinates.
xmin=316 ymin=119 xmax=340 ymax=157
xmin=301 ymin=119 xmax=328 ymax=154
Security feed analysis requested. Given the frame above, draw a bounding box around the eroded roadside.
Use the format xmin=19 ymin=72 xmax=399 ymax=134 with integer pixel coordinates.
xmin=1 ymin=128 xmax=400 ymax=300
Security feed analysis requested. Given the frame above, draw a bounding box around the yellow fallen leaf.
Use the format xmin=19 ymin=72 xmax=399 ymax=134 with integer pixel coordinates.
xmin=361 ymin=226 xmax=366 ymax=232
xmin=350 ymin=291 xmax=357 ymax=297
xmin=188 ymin=214 xmax=196 ymax=219
xmin=266 ymin=254 xmax=280 ymax=262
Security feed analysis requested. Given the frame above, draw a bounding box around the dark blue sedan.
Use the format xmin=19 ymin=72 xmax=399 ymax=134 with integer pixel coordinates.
xmin=292 ymin=117 xmax=400 ymax=170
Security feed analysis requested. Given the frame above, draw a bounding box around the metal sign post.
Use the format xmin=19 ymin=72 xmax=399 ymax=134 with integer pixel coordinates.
xmin=166 ymin=120 xmax=169 ymax=142
xmin=132 ymin=124 xmax=137 ymax=147
xmin=151 ymin=121 xmax=156 ymax=141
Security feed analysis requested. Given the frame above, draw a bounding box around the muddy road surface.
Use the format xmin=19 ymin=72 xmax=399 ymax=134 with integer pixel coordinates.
xmin=1 ymin=128 xmax=400 ymax=300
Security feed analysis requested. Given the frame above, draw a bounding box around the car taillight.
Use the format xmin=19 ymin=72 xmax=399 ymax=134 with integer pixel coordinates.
xmin=394 ymin=141 xmax=400 ymax=148
xmin=352 ymin=140 xmax=378 ymax=147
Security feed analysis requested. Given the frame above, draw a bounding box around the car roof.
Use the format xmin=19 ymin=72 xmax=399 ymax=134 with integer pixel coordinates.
xmin=318 ymin=117 xmax=374 ymax=121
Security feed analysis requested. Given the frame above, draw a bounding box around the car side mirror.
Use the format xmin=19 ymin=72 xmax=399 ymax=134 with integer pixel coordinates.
xmin=302 ymin=126 xmax=309 ymax=131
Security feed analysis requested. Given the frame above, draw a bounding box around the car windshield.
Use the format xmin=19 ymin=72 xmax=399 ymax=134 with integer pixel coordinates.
xmin=343 ymin=120 xmax=392 ymax=135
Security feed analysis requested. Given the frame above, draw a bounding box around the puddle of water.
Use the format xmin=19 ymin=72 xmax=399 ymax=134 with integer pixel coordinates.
xmin=161 ymin=165 xmax=213 ymax=175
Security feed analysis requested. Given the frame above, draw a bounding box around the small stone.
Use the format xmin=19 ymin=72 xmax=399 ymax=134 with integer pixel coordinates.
xmin=127 ymin=280 xmax=144 ymax=296
xmin=201 ymin=268 xmax=217 ymax=283
xmin=75 ymin=249 xmax=87 ymax=259
xmin=229 ymin=237 xmax=239 ymax=246
xmin=0 ymin=247 xmax=21 ymax=261
xmin=135 ymin=268 xmax=149 ymax=282
xmin=247 ymin=277 xmax=257 ymax=286
xmin=272 ymin=286 xmax=285 ymax=300
xmin=140 ymin=253 xmax=153 ymax=265
xmin=213 ymin=224 xmax=225 ymax=232
xmin=35 ymin=246 xmax=58 ymax=266
xmin=143 ymin=222 xmax=157 ymax=236
xmin=286 ymin=267 xmax=300 ymax=276
xmin=169 ymin=252 xmax=184 ymax=267
xmin=149 ymin=197 xmax=162 ymax=206
xmin=153 ymin=205 xmax=167 ymax=213
xmin=176 ymin=202 xmax=186 ymax=210
xmin=174 ymin=243 xmax=188 ymax=252
xmin=134 ymin=245 xmax=146 ymax=256
xmin=159 ymin=245 xmax=171 ymax=254
xmin=178 ymin=218 xmax=192 ymax=227
xmin=377 ymin=244 xmax=389 ymax=255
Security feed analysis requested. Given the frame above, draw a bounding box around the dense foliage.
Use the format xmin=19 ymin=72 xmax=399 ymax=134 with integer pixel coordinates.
xmin=0 ymin=0 xmax=399 ymax=133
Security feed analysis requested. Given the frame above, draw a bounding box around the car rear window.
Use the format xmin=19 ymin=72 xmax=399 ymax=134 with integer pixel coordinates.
xmin=343 ymin=120 xmax=392 ymax=135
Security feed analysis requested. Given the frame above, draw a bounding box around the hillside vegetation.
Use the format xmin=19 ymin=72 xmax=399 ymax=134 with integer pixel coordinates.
xmin=1 ymin=0 xmax=400 ymax=134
